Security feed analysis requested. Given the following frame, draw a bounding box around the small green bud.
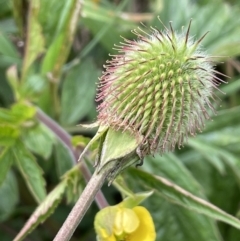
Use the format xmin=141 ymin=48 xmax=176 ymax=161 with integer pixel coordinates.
xmin=96 ymin=20 xmax=225 ymax=155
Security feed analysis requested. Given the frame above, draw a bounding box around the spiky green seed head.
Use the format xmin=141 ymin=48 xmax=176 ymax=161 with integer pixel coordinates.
xmin=96 ymin=20 xmax=224 ymax=155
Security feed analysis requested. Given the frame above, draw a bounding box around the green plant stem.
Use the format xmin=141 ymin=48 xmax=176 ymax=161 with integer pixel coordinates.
xmin=53 ymin=168 xmax=109 ymax=241
xmin=36 ymin=107 xmax=109 ymax=209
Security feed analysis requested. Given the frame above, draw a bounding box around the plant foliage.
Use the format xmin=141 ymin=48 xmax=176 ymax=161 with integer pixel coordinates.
xmin=0 ymin=0 xmax=240 ymax=240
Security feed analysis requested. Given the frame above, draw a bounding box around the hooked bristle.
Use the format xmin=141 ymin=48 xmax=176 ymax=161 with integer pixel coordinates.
xmin=96 ymin=20 xmax=225 ymax=155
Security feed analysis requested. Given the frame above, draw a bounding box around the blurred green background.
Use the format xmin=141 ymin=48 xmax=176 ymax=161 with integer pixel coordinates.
xmin=1 ymin=0 xmax=240 ymax=240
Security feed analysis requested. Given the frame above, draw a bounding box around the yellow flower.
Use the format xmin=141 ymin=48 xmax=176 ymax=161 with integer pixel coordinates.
xmin=94 ymin=205 xmax=156 ymax=241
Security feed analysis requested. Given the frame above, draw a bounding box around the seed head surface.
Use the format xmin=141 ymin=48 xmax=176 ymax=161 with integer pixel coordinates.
xmin=97 ymin=21 xmax=224 ymax=154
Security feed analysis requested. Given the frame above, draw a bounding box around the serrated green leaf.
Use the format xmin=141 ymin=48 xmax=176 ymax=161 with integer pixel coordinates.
xmin=202 ymin=127 xmax=240 ymax=147
xmin=0 ymin=108 xmax=18 ymax=124
xmin=22 ymin=123 xmax=56 ymax=159
xmin=125 ymin=153 xmax=222 ymax=241
xmin=183 ymin=157 xmax=240 ymax=241
xmin=0 ymin=124 xmax=19 ymax=146
xmin=127 ymin=168 xmax=240 ymax=230
xmin=188 ymin=137 xmax=240 ymax=187
xmin=216 ymin=151 xmax=240 ymax=186
xmin=145 ymin=153 xmax=204 ymax=195
xmin=123 ymin=160 xmax=222 ymax=241
xmin=60 ymin=59 xmax=99 ymax=125
xmin=180 ymin=150 xmax=216 ymax=197
xmin=13 ymin=180 xmax=67 ymax=241
xmin=148 ymin=196 xmax=222 ymax=241
xmin=0 ymin=147 xmax=14 ymax=186
xmin=41 ymin=0 xmax=81 ymax=77
xmin=11 ymin=102 xmax=36 ymax=123
xmin=188 ymin=138 xmax=226 ymax=174
xmin=63 ymin=165 xmax=85 ymax=204
xmin=0 ymin=171 xmax=19 ymax=222
xmin=13 ymin=141 xmax=46 ymax=203
xmin=0 ymin=102 xmax=36 ymax=125
xmin=205 ymin=106 xmax=240 ymax=132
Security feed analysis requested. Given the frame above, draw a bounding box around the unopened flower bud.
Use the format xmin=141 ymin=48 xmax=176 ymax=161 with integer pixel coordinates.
xmin=96 ymin=20 xmax=224 ymax=155
xmin=80 ymin=20 xmax=225 ymax=182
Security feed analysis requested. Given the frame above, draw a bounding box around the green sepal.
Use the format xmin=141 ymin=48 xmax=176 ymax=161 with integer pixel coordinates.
xmin=113 ymin=175 xmax=136 ymax=198
xmin=96 ymin=127 xmax=143 ymax=183
xmin=97 ymin=128 xmax=141 ymax=169
xmin=79 ymin=124 xmax=143 ymax=183
xmin=118 ymin=190 xmax=154 ymax=209
xmin=78 ymin=123 xmax=108 ymax=162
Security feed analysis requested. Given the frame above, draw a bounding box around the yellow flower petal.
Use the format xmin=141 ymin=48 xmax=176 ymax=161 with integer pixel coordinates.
xmin=94 ymin=206 xmax=118 ymax=241
xmin=94 ymin=204 xmax=156 ymax=241
xmin=128 ymin=206 xmax=156 ymax=241
xmin=97 ymin=228 xmax=116 ymax=241
xmin=114 ymin=208 xmax=140 ymax=235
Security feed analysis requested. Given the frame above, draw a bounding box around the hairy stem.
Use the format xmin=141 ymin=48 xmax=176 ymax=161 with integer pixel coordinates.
xmin=36 ymin=108 xmax=109 ymax=209
xmin=53 ymin=168 xmax=109 ymax=241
